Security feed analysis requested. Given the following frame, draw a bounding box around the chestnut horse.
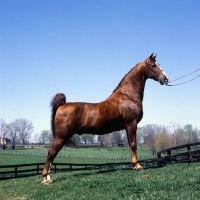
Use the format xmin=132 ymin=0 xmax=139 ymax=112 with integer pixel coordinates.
xmin=42 ymin=53 xmax=168 ymax=184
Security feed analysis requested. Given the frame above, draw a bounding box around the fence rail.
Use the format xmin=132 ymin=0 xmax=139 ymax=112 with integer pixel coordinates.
xmin=0 ymin=162 xmax=133 ymax=180
xmin=157 ymin=142 xmax=200 ymax=165
xmin=0 ymin=159 xmax=159 ymax=180
xmin=1 ymin=142 xmax=200 ymax=180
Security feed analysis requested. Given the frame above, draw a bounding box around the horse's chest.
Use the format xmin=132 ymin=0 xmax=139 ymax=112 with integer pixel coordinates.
xmin=121 ymin=101 xmax=143 ymax=120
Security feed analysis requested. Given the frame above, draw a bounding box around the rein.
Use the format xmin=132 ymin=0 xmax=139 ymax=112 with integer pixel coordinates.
xmin=166 ymin=68 xmax=200 ymax=86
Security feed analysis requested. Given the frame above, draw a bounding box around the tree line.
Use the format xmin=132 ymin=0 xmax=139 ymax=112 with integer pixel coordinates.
xmin=0 ymin=118 xmax=34 ymax=149
xmin=73 ymin=123 xmax=200 ymax=156
xmin=1 ymin=118 xmax=200 ymax=155
xmin=141 ymin=123 xmax=200 ymax=156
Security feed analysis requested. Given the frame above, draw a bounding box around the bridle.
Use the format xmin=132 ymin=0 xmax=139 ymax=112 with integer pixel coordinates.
xmin=146 ymin=60 xmax=167 ymax=85
xmin=146 ymin=60 xmax=200 ymax=86
xmin=145 ymin=53 xmax=200 ymax=86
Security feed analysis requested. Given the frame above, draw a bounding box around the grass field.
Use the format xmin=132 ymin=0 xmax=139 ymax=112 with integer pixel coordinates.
xmin=1 ymin=146 xmax=200 ymax=199
xmin=0 ymin=153 xmax=127 ymax=166
xmin=0 ymin=145 xmax=152 ymax=166
xmin=0 ymin=163 xmax=200 ymax=200
xmin=0 ymin=146 xmax=152 ymax=178
xmin=0 ymin=145 xmax=152 ymax=162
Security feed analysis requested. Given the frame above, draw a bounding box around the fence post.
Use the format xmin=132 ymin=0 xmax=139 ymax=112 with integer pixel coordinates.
xmin=167 ymin=150 xmax=172 ymax=163
xmin=37 ymin=164 xmax=39 ymax=175
xmin=54 ymin=164 xmax=56 ymax=173
xmin=187 ymin=145 xmax=193 ymax=161
xmin=14 ymin=166 xmax=17 ymax=178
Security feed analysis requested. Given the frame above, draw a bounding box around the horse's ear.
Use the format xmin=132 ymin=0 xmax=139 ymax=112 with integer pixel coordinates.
xmin=150 ymin=53 xmax=154 ymax=59
xmin=149 ymin=53 xmax=156 ymax=61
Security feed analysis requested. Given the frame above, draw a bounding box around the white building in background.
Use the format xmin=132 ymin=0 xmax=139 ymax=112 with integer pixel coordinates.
xmin=0 ymin=138 xmax=11 ymax=146
xmin=93 ymin=135 xmax=99 ymax=143
xmin=0 ymin=138 xmax=6 ymax=145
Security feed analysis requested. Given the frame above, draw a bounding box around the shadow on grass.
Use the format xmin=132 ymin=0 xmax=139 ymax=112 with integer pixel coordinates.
xmin=0 ymin=160 xmax=165 ymax=181
xmin=71 ymin=163 xmax=165 ymax=178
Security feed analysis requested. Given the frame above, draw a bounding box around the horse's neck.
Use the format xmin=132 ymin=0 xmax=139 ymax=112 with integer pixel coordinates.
xmin=112 ymin=64 xmax=147 ymax=102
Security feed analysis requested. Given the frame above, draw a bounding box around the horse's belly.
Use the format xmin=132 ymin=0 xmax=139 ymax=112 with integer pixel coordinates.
xmin=76 ymin=124 xmax=125 ymax=135
xmin=77 ymin=116 xmax=125 ymax=135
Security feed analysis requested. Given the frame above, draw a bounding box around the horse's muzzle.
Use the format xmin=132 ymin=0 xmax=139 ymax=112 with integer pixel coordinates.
xmin=159 ymin=76 xmax=169 ymax=85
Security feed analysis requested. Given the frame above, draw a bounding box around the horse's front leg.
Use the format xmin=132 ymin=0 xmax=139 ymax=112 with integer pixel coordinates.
xmin=126 ymin=122 xmax=143 ymax=171
xmin=42 ymin=138 xmax=66 ymax=185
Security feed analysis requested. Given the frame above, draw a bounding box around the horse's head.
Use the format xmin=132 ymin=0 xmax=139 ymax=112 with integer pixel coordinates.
xmin=145 ymin=53 xmax=168 ymax=85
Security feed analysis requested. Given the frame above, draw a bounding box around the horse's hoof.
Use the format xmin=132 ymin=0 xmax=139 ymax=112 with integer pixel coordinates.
xmin=42 ymin=179 xmax=53 ymax=185
xmin=137 ymin=168 xmax=144 ymax=172
xmin=134 ymin=167 xmax=144 ymax=172
xmin=42 ymin=181 xmax=50 ymax=185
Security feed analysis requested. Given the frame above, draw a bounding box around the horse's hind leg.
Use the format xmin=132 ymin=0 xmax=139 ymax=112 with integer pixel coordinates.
xmin=42 ymin=137 xmax=66 ymax=185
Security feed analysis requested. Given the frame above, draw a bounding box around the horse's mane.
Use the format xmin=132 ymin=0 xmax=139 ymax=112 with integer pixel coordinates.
xmin=112 ymin=63 xmax=139 ymax=93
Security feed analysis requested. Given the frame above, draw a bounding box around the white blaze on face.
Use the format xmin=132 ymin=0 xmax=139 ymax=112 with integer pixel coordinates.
xmin=155 ymin=62 xmax=168 ymax=79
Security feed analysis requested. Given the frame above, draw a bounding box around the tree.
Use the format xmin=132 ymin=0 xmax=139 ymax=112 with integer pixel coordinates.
xmin=155 ymin=132 xmax=172 ymax=151
xmin=170 ymin=122 xmax=186 ymax=147
xmin=142 ymin=124 xmax=158 ymax=156
xmin=183 ymin=124 xmax=199 ymax=144
xmin=192 ymin=127 xmax=200 ymax=143
xmin=40 ymin=130 xmax=52 ymax=144
xmin=32 ymin=132 xmax=40 ymax=143
xmin=98 ymin=135 xmax=112 ymax=148
xmin=7 ymin=122 xmax=18 ymax=149
xmin=47 ymin=131 xmax=54 ymax=144
xmin=65 ymin=134 xmax=81 ymax=147
xmin=14 ymin=118 xmax=34 ymax=147
xmin=183 ymin=124 xmax=194 ymax=143
xmin=81 ymin=134 xmax=94 ymax=144
xmin=137 ymin=127 xmax=144 ymax=148
xmin=110 ymin=131 xmax=123 ymax=146
xmin=119 ymin=130 xmax=129 ymax=148
xmin=0 ymin=119 xmax=8 ymax=149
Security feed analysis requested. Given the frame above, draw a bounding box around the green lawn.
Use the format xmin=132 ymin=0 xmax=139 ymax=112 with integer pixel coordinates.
xmin=0 ymin=153 xmax=127 ymax=166
xmin=1 ymin=145 xmax=152 ymax=161
xmin=0 ymin=153 xmax=46 ymax=165
xmin=0 ymin=146 xmax=152 ymax=178
xmin=0 ymin=163 xmax=199 ymax=200
xmin=59 ymin=145 xmax=152 ymax=158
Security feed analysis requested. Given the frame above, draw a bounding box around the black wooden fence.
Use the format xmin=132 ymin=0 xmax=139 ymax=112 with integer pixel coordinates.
xmin=0 ymin=162 xmax=131 ymax=180
xmin=1 ymin=142 xmax=200 ymax=180
xmin=0 ymin=159 xmax=159 ymax=180
xmin=157 ymin=142 xmax=200 ymax=165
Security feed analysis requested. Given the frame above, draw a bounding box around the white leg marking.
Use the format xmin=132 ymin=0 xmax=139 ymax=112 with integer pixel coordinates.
xmin=47 ymin=163 xmax=52 ymax=180
xmin=42 ymin=163 xmax=53 ymax=184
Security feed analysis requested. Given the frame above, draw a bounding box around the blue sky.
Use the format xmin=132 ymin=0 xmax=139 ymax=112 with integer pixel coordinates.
xmin=1 ymin=0 xmax=200 ymax=134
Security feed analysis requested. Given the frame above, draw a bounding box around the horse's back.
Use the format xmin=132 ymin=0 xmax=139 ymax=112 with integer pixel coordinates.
xmin=55 ymin=100 xmax=126 ymax=135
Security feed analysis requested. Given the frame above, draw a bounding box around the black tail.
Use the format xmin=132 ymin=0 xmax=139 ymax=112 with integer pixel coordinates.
xmin=50 ymin=93 xmax=66 ymax=138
